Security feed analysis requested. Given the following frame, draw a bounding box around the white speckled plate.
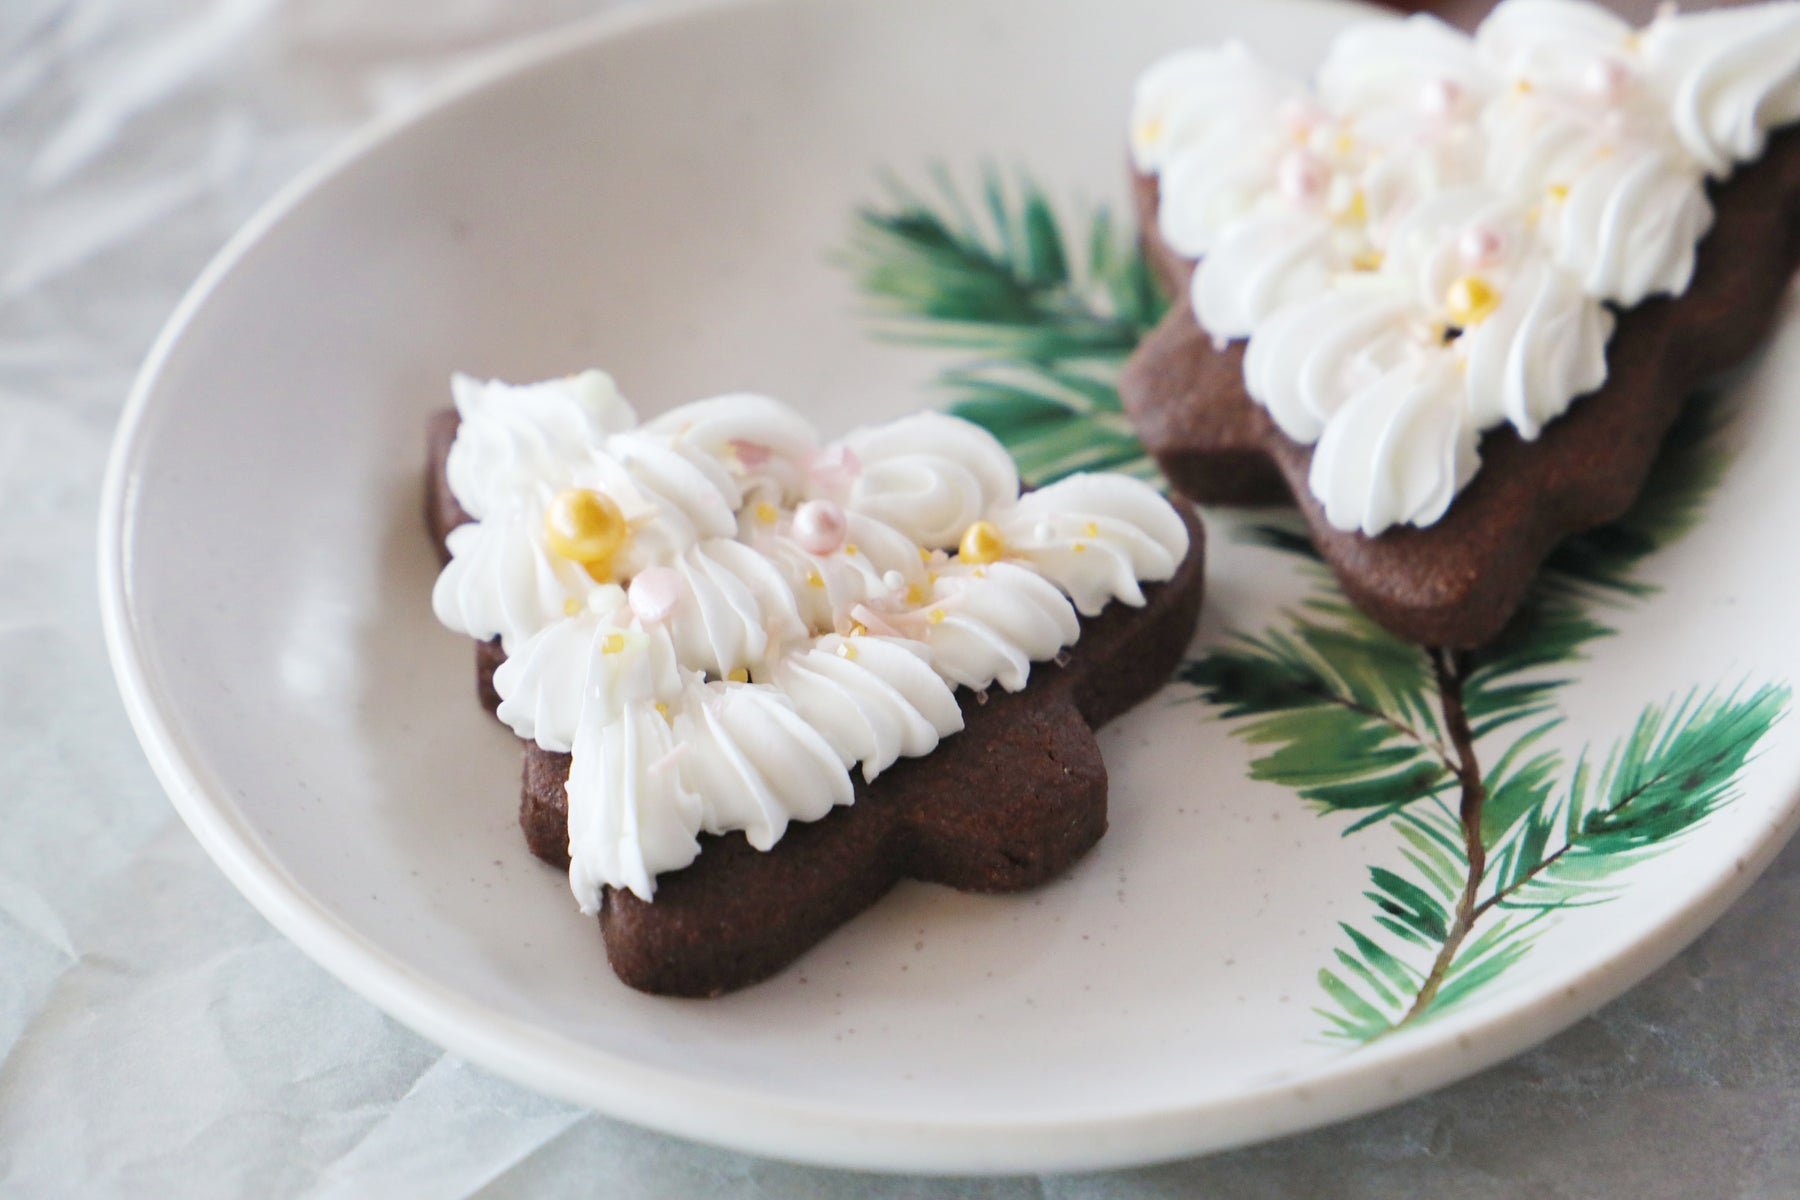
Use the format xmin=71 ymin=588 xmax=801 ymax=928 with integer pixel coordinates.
xmin=99 ymin=0 xmax=1800 ymax=1173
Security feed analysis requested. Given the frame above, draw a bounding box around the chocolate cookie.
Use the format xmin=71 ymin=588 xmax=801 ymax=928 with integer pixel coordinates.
xmin=515 ymin=510 xmax=1203 ymax=997
xmin=426 ymin=402 xmax=1206 ymax=997
xmin=1121 ymin=0 xmax=1800 ymax=648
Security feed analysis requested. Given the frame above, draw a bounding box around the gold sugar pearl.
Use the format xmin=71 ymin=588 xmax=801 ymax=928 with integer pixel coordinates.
xmin=958 ymin=520 xmax=1006 ymax=566
xmin=544 ymin=488 xmax=627 ymax=575
xmin=1446 ymin=276 xmax=1501 ymax=328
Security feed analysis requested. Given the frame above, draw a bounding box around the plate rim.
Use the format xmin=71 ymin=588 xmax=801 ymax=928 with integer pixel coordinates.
xmin=95 ymin=0 xmax=1800 ymax=1173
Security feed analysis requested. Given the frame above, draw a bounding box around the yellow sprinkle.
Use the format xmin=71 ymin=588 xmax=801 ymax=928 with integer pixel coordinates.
xmin=726 ymin=668 xmax=749 ymax=684
xmin=1446 ymin=275 xmax=1501 ymax=327
xmin=602 ymin=633 xmax=626 ymax=655
xmin=755 ymin=501 xmax=778 ymax=525
xmin=1336 ymin=189 xmax=1367 ymax=226
xmin=918 ymin=546 xmax=931 ymax=563
xmin=544 ymin=487 xmax=627 ymax=575
xmin=928 ymin=609 xmax=946 ymax=625
xmin=1514 ymin=78 xmax=1533 ymax=94
xmin=958 ymin=520 xmax=1006 ymax=565
xmin=849 ymin=621 xmax=868 ymax=637
xmin=1334 ymin=130 xmax=1355 ymax=156
xmin=836 ymin=641 xmax=858 ymax=661
xmin=1548 ymin=183 xmax=1570 ymax=202
xmin=655 ymin=702 xmax=671 ymax=722
xmin=905 ymin=583 xmax=926 ymax=605
xmin=1352 ymin=249 xmax=1385 ymax=272
xmin=806 ymin=570 xmax=824 ymax=589
xmin=1134 ymin=115 xmax=1165 ymax=148
xmin=844 ymin=544 xmax=858 ymax=556
xmin=1073 ymin=543 xmax=1089 ymax=554
xmin=563 ymin=597 xmax=583 ymax=617
xmin=1084 ymin=522 xmax=1100 ymax=537
xmin=928 ymin=572 xmax=939 ymax=585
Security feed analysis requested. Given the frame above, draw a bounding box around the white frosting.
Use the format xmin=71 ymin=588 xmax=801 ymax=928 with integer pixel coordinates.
xmin=445 ymin=371 xmax=636 ymax=521
xmin=1192 ymin=209 xmax=1342 ymax=342
xmin=434 ymin=383 xmax=1190 ymax=902
xmin=559 ymin=626 xmax=702 ymax=908
xmin=567 ymin=699 xmax=702 ymax=910
xmin=995 ymin=475 xmax=1189 ymax=616
xmin=840 ymin=413 xmax=1021 ymax=547
xmin=643 ymin=392 xmax=821 ymax=506
xmin=770 ymin=635 xmax=963 ymax=783
xmin=431 ymin=502 xmax=597 ymax=654
xmin=1243 ymin=281 xmax=1421 ymax=444
xmin=677 ymin=679 xmax=853 ymax=856
xmin=1643 ymin=4 xmax=1800 ymax=175
xmin=1308 ymin=359 xmax=1481 ymax=535
xmin=916 ymin=563 xmax=1082 ymax=693
xmin=1131 ymin=41 xmax=1303 ymax=181
xmin=1140 ymin=0 xmax=1800 ymax=535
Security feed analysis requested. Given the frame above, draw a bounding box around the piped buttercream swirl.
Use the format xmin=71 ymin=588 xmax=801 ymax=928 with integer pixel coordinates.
xmin=434 ymin=382 xmax=1190 ymax=902
xmin=1139 ymin=0 xmax=1800 ymax=535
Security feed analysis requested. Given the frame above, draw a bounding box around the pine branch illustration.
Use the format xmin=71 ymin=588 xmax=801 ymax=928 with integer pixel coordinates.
xmin=1484 ymin=683 xmax=1789 ymax=915
xmin=844 ymin=164 xmax=1164 ymax=360
xmin=1313 ymin=682 xmax=1787 ymax=1040
xmin=943 ymin=359 xmax=1157 ymax=484
xmin=1389 ymin=648 xmax=1496 ymax=1025
xmin=843 ymin=165 xmax=1165 ymax=484
xmin=1180 ymin=598 xmax=1456 ymax=823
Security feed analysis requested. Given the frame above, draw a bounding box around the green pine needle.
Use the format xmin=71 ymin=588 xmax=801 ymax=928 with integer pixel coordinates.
xmin=1179 ymin=603 xmax=1457 ymax=818
xmin=1312 ymin=683 xmax=1787 ymax=1040
xmin=844 ymin=164 xmax=1164 ymax=359
xmin=843 ymin=164 xmax=1165 ymax=485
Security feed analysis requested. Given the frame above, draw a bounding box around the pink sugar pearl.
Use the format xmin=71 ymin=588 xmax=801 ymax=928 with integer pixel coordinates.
xmin=793 ymin=499 xmax=848 ymax=555
xmin=628 ymin=567 xmax=682 ymax=624
xmin=1419 ymin=78 xmax=1462 ymax=118
xmin=1458 ymin=225 xmax=1506 ymax=269
xmin=1276 ymin=150 xmax=1329 ymax=205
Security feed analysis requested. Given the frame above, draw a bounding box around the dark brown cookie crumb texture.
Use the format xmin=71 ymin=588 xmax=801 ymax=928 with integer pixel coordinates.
xmin=426 ymin=418 xmax=1206 ymax=997
xmin=1122 ymin=128 xmax=1800 ymax=649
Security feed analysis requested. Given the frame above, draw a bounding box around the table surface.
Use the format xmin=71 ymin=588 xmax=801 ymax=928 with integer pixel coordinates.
xmin=8 ymin=0 xmax=1800 ymax=1196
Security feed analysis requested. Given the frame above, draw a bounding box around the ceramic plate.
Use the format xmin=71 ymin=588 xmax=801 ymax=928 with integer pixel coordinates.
xmin=99 ymin=0 xmax=1800 ymax=1174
